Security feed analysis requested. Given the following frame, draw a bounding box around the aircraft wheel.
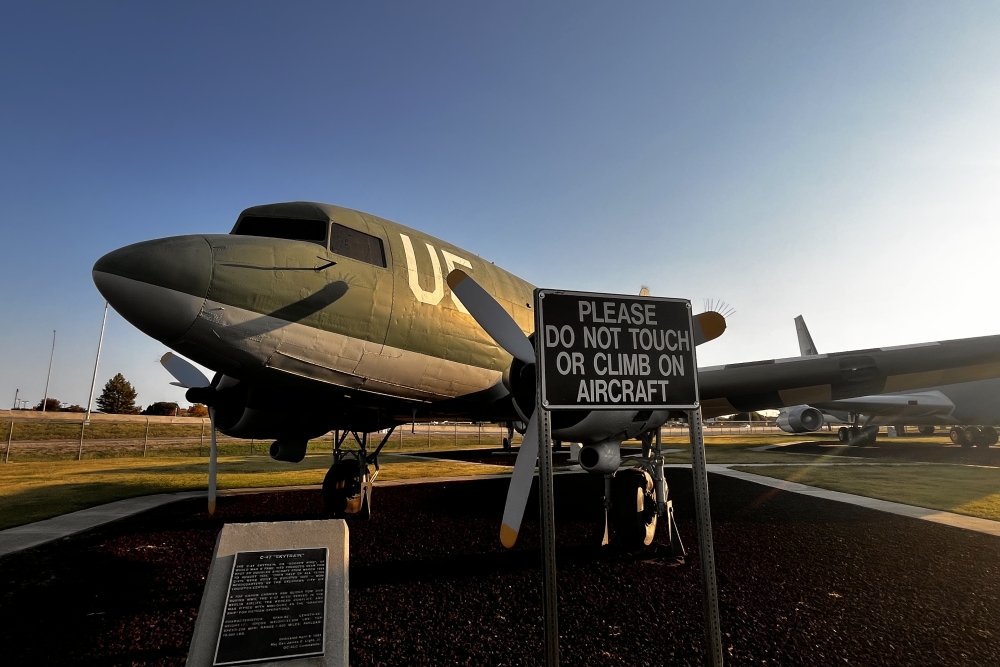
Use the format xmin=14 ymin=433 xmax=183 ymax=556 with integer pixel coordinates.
xmin=610 ymin=469 xmax=657 ymax=550
xmin=966 ymin=427 xmax=983 ymax=448
xmin=862 ymin=425 xmax=879 ymax=446
xmin=322 ymin=460 xmax=365 ymax=516
xmin=838 ymin=427 xmax=850 ymax=444
xmin=918 ymin=426 xmax=935 ymax=436
xmin=950 ymin=427 xmax=966 ymax=446
xmin=982 ymin=427 xmax=998 ymax=446
xmin=502 ymin=437 xmax=512 ymax=451
xmin=893 ymin=424 xmax=906 ymax=437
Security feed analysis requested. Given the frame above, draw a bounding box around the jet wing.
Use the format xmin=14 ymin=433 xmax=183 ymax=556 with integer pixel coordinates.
xmin=811 ymin=391 xmax=955 ymax=418
xmin=698 ymin=335 xmax=1000 ymax=418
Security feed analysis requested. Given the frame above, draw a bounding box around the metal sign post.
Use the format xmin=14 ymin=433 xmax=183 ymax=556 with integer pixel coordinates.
xmin=688 ymin=406 xmax=724 ymax=666
xmin=534 ymin=288 xmax=722 ymax=666
xmin=533 ymin=290 xmax=561 ymax=666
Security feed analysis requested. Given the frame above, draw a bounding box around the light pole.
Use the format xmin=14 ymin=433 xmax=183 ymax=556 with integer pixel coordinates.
xmin=84 ymin=302 xmax=109 ymax=422
xmin=11 ymin=388 xmax=18 ymax=410
xmin=41 ymin=330 xmax=56 ymax=412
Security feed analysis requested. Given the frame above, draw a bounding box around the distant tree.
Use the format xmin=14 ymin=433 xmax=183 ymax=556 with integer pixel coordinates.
xmin=96 ymin=373 xmax=141 ymax=414
xmin=143 ymin=402 xmax=179 ymax=416
xmin=61 ymin=404 xmax=86 ymax=413
xmin=186 ymin=403 xmax=209 ymax=418
xmin=33 ymin=398 xmax=62 ymax=411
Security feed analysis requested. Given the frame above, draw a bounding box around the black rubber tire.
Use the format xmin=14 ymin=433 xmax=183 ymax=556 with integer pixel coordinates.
xmin=950 ymin=427 xmax=966 ymax=446
xmin=982 ymin=426 xmax=998 ymax=446
xmin=838 ymin=427 xmax=850 ymax=444
xmin=893 ymin=424 xmax=906 ymax=437
xmin=502 ymin=437 xmax=511 ymax=451
xmin=918 ymin=425 xmax=935 ymax=436
xmin=322 ymin=460 xmax=364 ymax=515
xmin=610 ymin=469 xmax=657 ymax=551
xmin=861 ymin=425 xmax=879 ymax=446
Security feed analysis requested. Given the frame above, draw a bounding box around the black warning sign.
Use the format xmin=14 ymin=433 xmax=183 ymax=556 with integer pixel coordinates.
xmin=535 ymin=289 xmax=699 ymax=410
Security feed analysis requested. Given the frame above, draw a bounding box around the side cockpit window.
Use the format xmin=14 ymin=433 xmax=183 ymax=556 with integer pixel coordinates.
xmin=233 ymin=216 xmax=328 ymax=246
xmin=329 ymin=223 xmax=386 ymax=268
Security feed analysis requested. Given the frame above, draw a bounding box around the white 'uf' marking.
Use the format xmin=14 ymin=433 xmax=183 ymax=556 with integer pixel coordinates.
xmin=399 ymin=233 xmax=472 ymax=313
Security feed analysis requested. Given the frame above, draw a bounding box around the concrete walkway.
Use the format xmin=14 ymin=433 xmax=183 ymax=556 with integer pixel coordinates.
xmin=0 ymin=491 xmax=205 ymax=557
xmin=708 ymin=464 xmax=1000 ymax=538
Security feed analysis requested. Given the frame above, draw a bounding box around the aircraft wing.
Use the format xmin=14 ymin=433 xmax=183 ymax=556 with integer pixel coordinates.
xmin=698 ymin=334 xmax=1000 ymax=418
xmin=810 ymin=391 xmax=955 ymax=418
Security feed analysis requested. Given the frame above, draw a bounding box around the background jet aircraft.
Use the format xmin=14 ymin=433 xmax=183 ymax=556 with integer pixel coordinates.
xmin=777 ymin=315 xmax=1000 ymax=447
xmin=92 ymin=202 xmax=1000 ymax=548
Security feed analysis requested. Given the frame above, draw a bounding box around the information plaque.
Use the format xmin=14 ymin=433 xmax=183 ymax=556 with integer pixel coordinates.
xmin=536 ymin=289 xmax=699 ymax=410
xmin=214 ymin=548 xmax=328 ymax=666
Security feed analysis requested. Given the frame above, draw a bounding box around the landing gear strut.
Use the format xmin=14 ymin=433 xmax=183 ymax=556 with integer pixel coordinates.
xmin=606 ymin=429 xmax=685 ymax=554
xmin=323 ymin=426 xmax=396 ymax=518
xmin=502 ymin=422 xmax=514 ymax=451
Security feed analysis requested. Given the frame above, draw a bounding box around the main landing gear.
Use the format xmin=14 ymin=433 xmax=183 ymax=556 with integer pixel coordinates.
xmin=949 ymin=426 xmax=998 ymax=448
xmin=838 ymin=424 xmax=879 ymax=446
xmin=322 ymin=427 xmax=397 ymax=518
xmin=603 ymin=430 xmax=685 ymax=555
xmin=502 ymin=422 xmax=515 ymax=452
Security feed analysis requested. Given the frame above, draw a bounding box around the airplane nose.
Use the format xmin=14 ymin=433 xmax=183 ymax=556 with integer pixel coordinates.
xmin=93 ymin=235 xmax=213 ymax=343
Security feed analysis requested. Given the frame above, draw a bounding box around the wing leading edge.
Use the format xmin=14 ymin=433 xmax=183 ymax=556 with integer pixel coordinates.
xmin=698 ymin=334 xmax=1000 ymax=418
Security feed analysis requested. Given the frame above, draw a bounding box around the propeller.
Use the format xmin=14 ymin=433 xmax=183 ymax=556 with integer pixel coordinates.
xmin=448 ymin=269 xmax=540 ymax=547
xmin=159 ymin=353 xmax=219 ymax=515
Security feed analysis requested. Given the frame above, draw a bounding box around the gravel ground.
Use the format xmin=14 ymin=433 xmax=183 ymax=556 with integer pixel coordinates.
xmin=1 ymin=471 xmax=999 ymax=666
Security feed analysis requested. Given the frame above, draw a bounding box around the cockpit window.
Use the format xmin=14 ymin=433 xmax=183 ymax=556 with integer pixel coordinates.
xmin=329 ymin=223 xmax=387 ymax=268
xmin=233 ymin=216 xmax=328 ymax=246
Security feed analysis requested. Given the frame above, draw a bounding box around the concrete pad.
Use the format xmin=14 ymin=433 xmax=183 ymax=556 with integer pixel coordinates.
xmin=0 ymin=490 xmax=204 ymax=557
xmin=186 ymin=520 xmax=349 ymax=667
xmin=710 ymin=464 xmax=1000 ymax=538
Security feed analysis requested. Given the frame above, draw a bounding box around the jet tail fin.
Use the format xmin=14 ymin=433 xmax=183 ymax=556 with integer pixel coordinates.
xmin=794 ymin=315 xmax=819 ymax=356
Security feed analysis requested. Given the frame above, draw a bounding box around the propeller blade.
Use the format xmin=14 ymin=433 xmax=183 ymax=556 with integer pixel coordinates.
xmin=208 ymin=406 xmax=218 ymax=515
xmin=447 ymin=269 xmax=535 ymax=365
xmin=500 ymin=411 xmax=539 ymax=548
xmin=160 ymin=352 xmax=211 ymax=389
xmin=693 ymin=311 xmax=726 ymax=346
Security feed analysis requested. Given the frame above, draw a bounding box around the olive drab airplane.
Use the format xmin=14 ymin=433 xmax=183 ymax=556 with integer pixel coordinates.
xmin=93 ymin=202 xmax=1000 ymax=550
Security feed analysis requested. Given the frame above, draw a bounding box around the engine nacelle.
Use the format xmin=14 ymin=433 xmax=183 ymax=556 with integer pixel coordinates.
xmin=269 ymin=439 xmax=307 ymax=463
xmin=579 ymin=441 xmax=621 ymax=474
xmin=776 ymin=405 xmax=826 ymax=433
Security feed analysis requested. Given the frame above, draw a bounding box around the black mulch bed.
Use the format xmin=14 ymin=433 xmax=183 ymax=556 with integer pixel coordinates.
xmin=778 ymin=440 xmax=1000 ymax=465
xmin=2 ymin=471 xmax=999 ymax=666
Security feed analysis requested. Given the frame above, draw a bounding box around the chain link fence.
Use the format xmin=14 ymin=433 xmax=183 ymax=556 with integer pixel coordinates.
xmin=1 ymin=411 xmax=779 ymax=462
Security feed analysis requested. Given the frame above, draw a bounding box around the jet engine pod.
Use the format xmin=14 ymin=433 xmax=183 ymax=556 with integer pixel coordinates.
xmin=269 ymin=438 xmax=307 ymax=463
xmin=776 ymin=405 xmax=826 ymax=433
xmin=579 ymin=441 xmax=621 ymax=474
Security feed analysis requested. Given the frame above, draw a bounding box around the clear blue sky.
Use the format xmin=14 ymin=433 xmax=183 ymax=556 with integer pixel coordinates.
xmin=2 ymin=2 xmax=999 ymax=410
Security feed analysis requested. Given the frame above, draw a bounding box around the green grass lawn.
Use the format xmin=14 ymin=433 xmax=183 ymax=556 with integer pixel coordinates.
xmin=0 ymin=453 xmax=509 ymax=531
xmin=732 ymin=464 xmax=1000 ymax=521
xmin=1 ymin=430 xmax=968 ymax=532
